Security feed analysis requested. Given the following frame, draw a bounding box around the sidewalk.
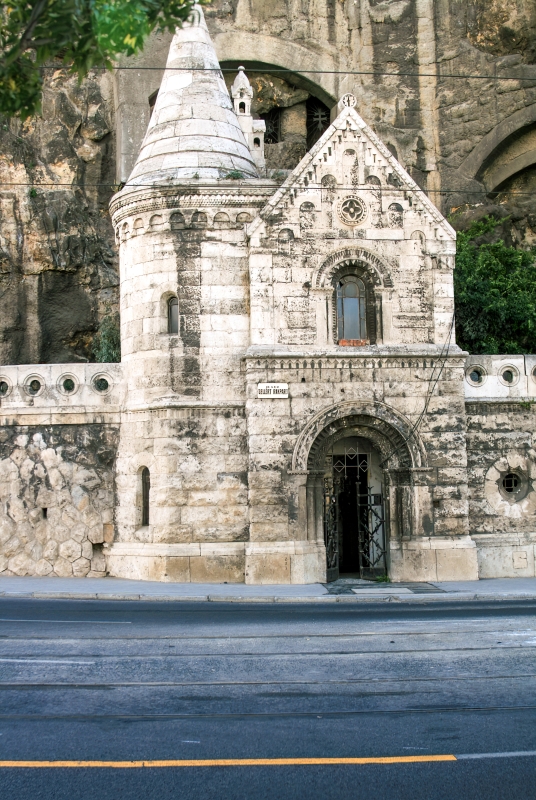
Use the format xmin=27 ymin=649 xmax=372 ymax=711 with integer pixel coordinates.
xmin=1 ymin=575 xmax=536 ymax=603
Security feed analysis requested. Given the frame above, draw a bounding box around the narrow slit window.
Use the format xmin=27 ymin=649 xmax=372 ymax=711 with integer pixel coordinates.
xmin=168 ymin=296 xmax=178 ymax=334
xmin=141 ymin=467 xmax=150 ymax=526
xmin=336 ymin=276 xmax=367 ymax=342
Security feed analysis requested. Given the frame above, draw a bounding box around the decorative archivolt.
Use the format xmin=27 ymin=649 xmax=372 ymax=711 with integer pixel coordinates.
xmin=314 ymin=247 xmax=394 ymax=289
xmin=292 ymin=400 xmax=427 ymax=473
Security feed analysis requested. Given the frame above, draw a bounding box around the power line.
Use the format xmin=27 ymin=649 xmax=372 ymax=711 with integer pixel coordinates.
xmin=379 ymin=312 xmax=456 ymax=469
xmin=37 ymin=64 xmax=536 ymax=82
xmin=4 ymin=182 xmax=536 ymax=195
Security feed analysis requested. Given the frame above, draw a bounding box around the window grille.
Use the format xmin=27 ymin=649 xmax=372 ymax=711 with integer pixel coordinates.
xmin=306 ymin=96 xmax=330 ymax=150
xmin=260 ymin=108 xmax=281 ymax=144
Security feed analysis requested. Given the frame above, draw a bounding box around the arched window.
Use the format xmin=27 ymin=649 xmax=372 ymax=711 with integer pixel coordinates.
xmin=336 ymin=276 xmax=367 ymax=342
xmin=167 ymin=296 xmax=178 ymax=334
xmin=141 ymin=467 xmax=150 ymax=526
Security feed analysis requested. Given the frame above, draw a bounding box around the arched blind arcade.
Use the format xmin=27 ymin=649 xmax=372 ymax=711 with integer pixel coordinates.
xmin=336 ymin=276 xmax=367 ymax=342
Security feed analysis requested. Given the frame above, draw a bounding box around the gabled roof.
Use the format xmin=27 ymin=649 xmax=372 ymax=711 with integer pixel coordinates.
xmin=126 ymin=4 xmax=258 ymax=186
xmin=248 ymin=96 xmax=455 ymax=240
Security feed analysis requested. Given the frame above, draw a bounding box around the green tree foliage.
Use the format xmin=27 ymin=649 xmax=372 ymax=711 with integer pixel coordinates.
xmin=93 ymin=313 xmax=120 ymax=362
xmin=0 ymin=0 xmax=200 ymax=119
xmin=454 ymin=217 xmax=536 ymax=354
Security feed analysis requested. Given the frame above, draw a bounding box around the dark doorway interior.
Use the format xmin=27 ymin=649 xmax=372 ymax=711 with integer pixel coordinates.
xmin=336 ymin=453 xmax=368 ymax=574
xmin=323 ymin=436 xmax=387 ymax=581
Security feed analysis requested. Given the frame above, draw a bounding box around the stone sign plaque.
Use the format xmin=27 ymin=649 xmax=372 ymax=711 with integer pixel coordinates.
xmin=257 ymin=383 xmax=289 ymax=399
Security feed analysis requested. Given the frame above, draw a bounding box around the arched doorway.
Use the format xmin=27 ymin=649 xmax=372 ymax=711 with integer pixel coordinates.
xmin=324 ymin=436 xmax=386 ymax=581
xmin=295 ymin=402 xmax=426 ymax=583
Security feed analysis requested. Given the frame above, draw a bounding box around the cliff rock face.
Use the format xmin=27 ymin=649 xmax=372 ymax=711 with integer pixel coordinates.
xmin=0 ymin=68 xmax=118 ymax=365
xmin=1 ymin=0 xmax=536 ymax=365
xmin=467 ymin=0 xmax=536 ymax=63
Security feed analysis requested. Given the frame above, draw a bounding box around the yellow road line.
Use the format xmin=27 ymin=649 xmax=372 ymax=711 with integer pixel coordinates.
xmin=0 ymin=755 xmax=457 ymax=768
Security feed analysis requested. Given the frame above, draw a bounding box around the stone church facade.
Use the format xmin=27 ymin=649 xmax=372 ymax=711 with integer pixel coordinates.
xmin=1 ymin=7 xmax=536 ymax=584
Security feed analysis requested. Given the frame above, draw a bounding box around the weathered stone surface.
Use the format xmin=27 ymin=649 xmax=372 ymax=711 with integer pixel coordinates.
xmin=0 ymin=68 xmax=118 ymax=364
xmin=0 ymin=425 xmax=118 ymax=578
xmin=467 ymin=0 xmax=536 ymax=63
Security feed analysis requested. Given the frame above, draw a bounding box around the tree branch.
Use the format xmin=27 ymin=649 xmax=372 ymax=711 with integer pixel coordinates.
xmin=18 ymin=0 xmax=51 ymax=55
xmin=26 ymin=38 xmax=57 ymax=49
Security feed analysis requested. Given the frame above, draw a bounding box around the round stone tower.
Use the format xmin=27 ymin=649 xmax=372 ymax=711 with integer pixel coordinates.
xmin=108 ymin=6 xmax=275 ymax=581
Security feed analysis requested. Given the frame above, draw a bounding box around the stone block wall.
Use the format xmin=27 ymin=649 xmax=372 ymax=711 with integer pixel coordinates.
xmin=244 ymin=350 xmax=476 ymax=583
xmin=110 ymin=405 xmax=250 ymax=583
xmin=0 ymin=424 xmax=118 ymax=577
xmin=466 ymin=397 xmax=536 ymax=577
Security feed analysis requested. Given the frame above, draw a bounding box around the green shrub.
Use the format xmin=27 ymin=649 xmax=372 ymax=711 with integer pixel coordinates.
xmin=93 ymin=314 xmax=121 ymax=363
xmin=454 ymin=217 xmax=536 ymax=354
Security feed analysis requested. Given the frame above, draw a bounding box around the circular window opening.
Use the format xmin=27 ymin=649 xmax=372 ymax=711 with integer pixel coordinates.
xmin=28 ymin=379 xmax=41 ymax=395
xmin=502 ymin=369 xmax=514 ymax=384
xmin=503 ymin=473 xmax=521 ymax=494
xmin=469 ymin=368 xmax=484 ymax=384
xmin=94 ymin=377 xmax=109 ymax=392
xmin=63 ymin=378 xmax=75 ymax=393
xmin=0 ymin=381 xmax=8 ymax=396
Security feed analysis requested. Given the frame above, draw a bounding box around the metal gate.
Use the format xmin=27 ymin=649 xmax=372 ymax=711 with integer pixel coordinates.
xmin=323 ymin=446 xmax=387 ymax=581
xmin=356 ymin=490 xmax=387 ymax=580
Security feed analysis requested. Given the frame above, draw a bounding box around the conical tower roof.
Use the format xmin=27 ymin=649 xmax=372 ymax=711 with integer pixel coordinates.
xmin=127 ymin=5 xmax=258 ymax=185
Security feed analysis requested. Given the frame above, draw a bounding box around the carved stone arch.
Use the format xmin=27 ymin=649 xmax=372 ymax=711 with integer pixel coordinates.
xmin=292 ymin=400 xmax=426 ymax=474
xmin=314 ymin=247 xmax=394 ymax=289
xmin=128 ymin=451 xmax=157 ymax=474
xmin=456 ymin=104 xmax=536 ymax=183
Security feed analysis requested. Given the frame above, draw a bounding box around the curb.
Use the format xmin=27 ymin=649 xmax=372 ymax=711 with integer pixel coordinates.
xmin=2 ymin=590 xmax=536 ymax=604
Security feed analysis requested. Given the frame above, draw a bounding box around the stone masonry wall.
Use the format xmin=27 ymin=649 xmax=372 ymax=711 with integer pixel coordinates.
xmin=245 ymin=353 xmax=472 ymax=583
xmin=0 ymin=424 xmax=118 ymax=577
xmin=110 ymin=407 xmax=249 ymax=583
xmin=466 ymin=400 xmax=536 ymax=577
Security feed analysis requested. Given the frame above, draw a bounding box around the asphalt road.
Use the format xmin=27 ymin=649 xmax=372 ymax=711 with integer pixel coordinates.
xmin=0 ymin=597 xmax=536 ymax=799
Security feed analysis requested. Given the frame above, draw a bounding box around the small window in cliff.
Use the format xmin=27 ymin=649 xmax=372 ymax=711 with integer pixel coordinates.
xmin=336 ymin=276 xmax=367 ymax=344
xmin=149 ymin=90 xmax=158 ymax=119
xmin=141 ymin=468 xmax=150 ymax=526
xmin=260 ymin=108 xmax=281 ymax=144
xmin=306 ymin=97 xmax=330 ymax=150
xmin=168 ymin=297 xmax=178 ymax=335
